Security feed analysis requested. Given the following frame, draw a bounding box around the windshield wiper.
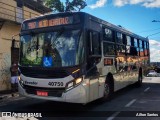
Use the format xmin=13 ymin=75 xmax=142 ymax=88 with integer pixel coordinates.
xmin=51 ymin=27 xmax=65 ymax=49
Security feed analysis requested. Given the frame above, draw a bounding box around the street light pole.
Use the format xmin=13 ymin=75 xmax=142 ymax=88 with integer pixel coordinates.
xmin=152 ymin=20 xmax=160 ymax=22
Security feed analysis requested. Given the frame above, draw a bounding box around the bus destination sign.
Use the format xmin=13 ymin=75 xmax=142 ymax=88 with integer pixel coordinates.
xmin=25 ymin=16 xmax=73 ymax=30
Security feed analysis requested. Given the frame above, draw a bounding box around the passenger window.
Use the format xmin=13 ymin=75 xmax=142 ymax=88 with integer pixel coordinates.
xmin=139 ymin=40 xmax=143 ymax=48
xmin=116 ymin=32 xmax=123 ymax=44
xmin=116 ymin=45 xmax=125 ymax=56
xmin=103 ymin=28 xmax=114 ymax=42
xmin=140 ymin=48 xmax=144 ymax=56
xmin=103 ymin=42 xmax=115 ymax=55
xmin=126 ymin=36 xmax=131 ymax=46
xmin=144 ymin=42 xmax=147 ymax=56
xmin=139 ymin=40 xmax=144 ymax=57
xmin=134 ymin=38 xmax=138 ymax=47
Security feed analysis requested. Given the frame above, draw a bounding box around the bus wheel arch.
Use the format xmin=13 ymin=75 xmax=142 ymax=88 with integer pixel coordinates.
xmin=102 ymin=73 xmax=114 ymax=101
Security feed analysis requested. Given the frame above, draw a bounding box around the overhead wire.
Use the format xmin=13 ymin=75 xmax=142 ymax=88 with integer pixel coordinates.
xmin=146 ymin=31 xmax=160 ymax=38
xmin=137 ymin=27 xmax=160 ymax=34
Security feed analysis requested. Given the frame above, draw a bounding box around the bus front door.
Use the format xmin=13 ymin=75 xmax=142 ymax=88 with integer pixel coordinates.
xmin=88 ymin=66 xmax=99 ymax=102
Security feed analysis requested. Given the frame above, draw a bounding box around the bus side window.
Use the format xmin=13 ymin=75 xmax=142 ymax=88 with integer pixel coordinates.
xmin=89 ymin=31 xmax=101 ymax=55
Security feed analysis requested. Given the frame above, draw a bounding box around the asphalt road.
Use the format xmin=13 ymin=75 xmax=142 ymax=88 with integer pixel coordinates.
xmin=0 ymin=77 xmax=160 ymax=120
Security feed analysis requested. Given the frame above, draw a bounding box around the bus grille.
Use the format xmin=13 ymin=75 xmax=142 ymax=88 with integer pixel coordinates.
xmin=23 ymin=85 xmax=65 ymax=97
xmin=20 ymin=67 xmax=69 ymax=78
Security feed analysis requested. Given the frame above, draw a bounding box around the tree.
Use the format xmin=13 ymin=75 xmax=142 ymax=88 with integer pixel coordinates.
xmin=44 ymin=0 xmax=64 ymax=12
xmin=44 ymin=0 xmax=87 ymax=12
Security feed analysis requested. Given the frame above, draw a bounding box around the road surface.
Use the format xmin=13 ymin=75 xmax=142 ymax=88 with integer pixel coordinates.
xmin=0 ymin=77 xmax=160 ymax=120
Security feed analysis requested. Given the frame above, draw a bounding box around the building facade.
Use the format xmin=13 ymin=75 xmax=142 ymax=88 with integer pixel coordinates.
xmin=0 ymin=0 xmax=51 ymax=91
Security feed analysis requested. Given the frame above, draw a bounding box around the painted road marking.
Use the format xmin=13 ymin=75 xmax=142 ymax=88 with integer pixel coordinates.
xmin=125 ymin=99 xmax=137 ymax=107
xmin=106 ymin=111 xmax=120 ymax=120
xmin=144 ymin=87 xmax=150 ymax=92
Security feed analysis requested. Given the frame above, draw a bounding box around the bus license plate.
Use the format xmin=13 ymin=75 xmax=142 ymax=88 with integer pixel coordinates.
xmin=36 ymin=91 xmax=48 ymax=96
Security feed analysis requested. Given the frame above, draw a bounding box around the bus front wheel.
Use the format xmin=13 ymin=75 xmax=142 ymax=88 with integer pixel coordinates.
xmin=101 ymin=77 xmax=114 ymax=101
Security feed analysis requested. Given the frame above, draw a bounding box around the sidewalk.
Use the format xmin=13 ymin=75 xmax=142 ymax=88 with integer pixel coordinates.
xmin=0 ymin=90 xmax=19 ymax=102
xmin=0 ymin=91 xmax=38 ymax=120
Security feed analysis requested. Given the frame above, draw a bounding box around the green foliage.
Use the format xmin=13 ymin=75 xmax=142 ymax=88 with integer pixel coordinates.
xmin=21 ymin=57 xmax=42 ymax=66
xmin=44 ymin=0 xmax=64 ymax=12
xmin=44 ymin=0 xmax=87 ymax=12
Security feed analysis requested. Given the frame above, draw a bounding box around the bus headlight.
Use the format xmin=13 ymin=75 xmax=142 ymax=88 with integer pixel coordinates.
xmin=66 ymin=78 xmax=83 ymax=91
xmin=75 ymin=78 xmax=82 ymax=84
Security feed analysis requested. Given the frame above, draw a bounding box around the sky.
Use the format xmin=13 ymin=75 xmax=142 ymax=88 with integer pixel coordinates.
xmin=60 ymin=0 xmax=160 ymax=62
xmin=79 ymin=0 xmax=160 ymax=62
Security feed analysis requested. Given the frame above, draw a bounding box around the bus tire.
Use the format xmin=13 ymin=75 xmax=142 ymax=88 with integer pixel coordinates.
xmin=136 ymin=69 xmax=143 ymax=87
xmin=101 ymin=75 xmax=114 ymax=101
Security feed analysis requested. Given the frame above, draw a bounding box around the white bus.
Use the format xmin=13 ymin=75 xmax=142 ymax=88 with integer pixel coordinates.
xmin=18 ymin=12 xmax=150 ymax=104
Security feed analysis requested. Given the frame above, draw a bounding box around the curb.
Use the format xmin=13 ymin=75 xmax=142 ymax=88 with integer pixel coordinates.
xmin=0 ymin=93 xmax=19 ymax=102
xmin=0 ymin=96 xmax=7 ymax=100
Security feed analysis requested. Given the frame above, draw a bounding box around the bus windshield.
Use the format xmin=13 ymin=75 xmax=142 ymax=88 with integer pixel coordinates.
xmin=20 ymin=29 xmax=84 ymax=67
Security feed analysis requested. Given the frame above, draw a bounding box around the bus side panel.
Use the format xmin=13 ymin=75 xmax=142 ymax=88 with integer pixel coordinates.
xmin=98 ymin=76 xmax=106 ymax=98
xmin=89 ymin=78 xmax=99 ymax=102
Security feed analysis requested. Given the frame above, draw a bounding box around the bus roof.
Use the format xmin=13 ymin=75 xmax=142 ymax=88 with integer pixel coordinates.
xmin=83 ymin=12 xmax=148 ymax=41
xmin=22 ymin=12 xmax=148 ymax=42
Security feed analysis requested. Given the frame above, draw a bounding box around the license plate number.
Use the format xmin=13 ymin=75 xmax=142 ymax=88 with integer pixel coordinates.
xmin=36 ymin=91 xmax=48 ymax=96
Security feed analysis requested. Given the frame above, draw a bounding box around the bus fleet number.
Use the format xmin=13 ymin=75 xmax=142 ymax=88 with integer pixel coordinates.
xmin=48 ymin=82 xmax=63 ymax=86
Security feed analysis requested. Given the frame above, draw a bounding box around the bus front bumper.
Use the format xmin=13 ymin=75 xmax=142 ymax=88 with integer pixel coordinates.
xmin=18 ymin=81 xmax=87 ymax=104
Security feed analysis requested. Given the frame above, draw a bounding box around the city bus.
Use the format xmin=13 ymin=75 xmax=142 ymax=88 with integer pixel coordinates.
xmin=18 ymin=12 xmax=150 ymax=104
